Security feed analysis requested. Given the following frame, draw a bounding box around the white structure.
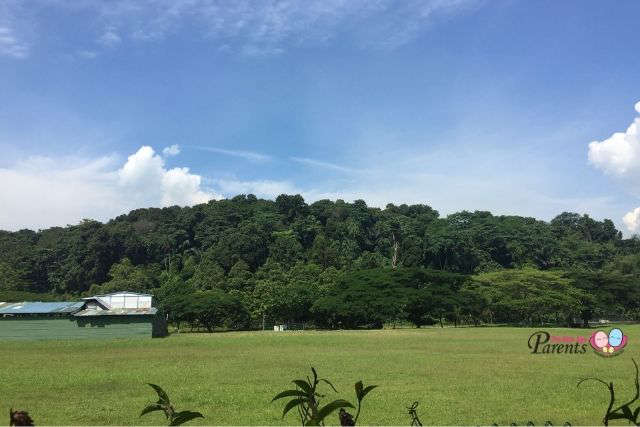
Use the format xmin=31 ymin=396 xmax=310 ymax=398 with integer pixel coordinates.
xmin=82 ymin=292 xmax=152 ymax=310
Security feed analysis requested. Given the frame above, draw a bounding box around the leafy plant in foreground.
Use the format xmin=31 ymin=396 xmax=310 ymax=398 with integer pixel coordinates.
xmin=577 ymin=358 xmax=640 ymax=426
xmin=272 ymin=367 xmax=376 ymax=426
xmin=140 ymin=383 xmax=204 ymax=426
xmin=352 ymin=380 xmax=377 ymax=424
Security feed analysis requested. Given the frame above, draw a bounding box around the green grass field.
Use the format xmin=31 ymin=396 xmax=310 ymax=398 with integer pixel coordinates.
xmin=1 ymin=326 xmax=638 ymax=425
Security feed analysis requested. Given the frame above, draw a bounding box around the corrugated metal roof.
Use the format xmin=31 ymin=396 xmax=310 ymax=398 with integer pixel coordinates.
xmin=89 ymin=291 xmax=153 ymax=297
xmin=0 ymin=301 xmax=84 ymax=314
xmin=80 ymin=296 xmax=111 ymax=309
xmin=73 ymin=307 xmax=157 ymax=317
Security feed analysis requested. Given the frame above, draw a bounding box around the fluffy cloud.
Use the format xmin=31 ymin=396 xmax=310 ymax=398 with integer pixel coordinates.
xmin=118 ymin=146 xmax=215 ymax=207
xmin=588 ymin=101 xmax=640 ymax=233
xmin=588 ymin=101 xmax=640 ymax=176
xmin=0 ymin=146 xmax=217 ymax=231
xmin=161 ymin=167 xmax=211 ymax=206
xmin=162 ymin=144 xmax=180 ymax=156
xmin=623 ymin=207 xmax=640 ymax=233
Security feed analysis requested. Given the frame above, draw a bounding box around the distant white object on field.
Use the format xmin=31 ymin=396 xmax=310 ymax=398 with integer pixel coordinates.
xmin=274 ymin=324 xmax=287 ymax=331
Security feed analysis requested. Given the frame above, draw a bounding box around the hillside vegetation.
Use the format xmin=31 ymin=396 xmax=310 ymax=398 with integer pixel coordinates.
xmin=1 ymin=194 xmax=640 ymax=327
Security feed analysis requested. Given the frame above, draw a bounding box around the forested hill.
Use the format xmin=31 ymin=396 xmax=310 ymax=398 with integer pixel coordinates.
xmin=1 ymin=194 xmax=638 ymax=297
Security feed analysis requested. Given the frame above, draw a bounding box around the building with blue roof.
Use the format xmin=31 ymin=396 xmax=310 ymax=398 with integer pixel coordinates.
xmin=0 ymin=292 xmax=167 ymax=339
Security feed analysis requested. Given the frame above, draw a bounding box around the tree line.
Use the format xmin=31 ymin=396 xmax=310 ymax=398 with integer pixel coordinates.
xmin=1 ymin=194 xmax=639 ymax=329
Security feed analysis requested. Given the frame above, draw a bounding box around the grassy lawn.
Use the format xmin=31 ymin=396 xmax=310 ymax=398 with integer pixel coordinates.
xmin=1 ymin=326 xmax=639 ymax=425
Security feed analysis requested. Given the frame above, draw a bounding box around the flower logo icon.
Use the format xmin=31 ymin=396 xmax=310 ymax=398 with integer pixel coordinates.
xmin=590 ymin=328 xmax=627 ymax=357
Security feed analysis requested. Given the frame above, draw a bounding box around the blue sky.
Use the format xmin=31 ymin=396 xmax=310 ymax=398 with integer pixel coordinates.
xmin=1 ymin=0 xmax=640 ymax=233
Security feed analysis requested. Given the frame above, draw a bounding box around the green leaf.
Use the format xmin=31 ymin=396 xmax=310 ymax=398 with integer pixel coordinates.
xmin=355 ymin=381 xmax=363 ymax=399
xmin=607 ymin=413 xmax=632 ymax=421
xmin=360 ymin=385 xmax=378 ymax=400
xmin=293 ymin=380 xmax=313 ymax=395
xmin=140 ymin=403 xmax=164 ymax=418
xmin=169 ymin=411 xmax=204 ymax=426
xmin=621 ymin=405 xmax=633 ymax=420
xmin=272 ymin=389 xmax=307 ymax=402
xmin=313 ymin=399 xmax=355 ymax=424
xmin=320 ymin=378 xmax=338 ymax=393
xmin=147 ymin=383 xmax=171 ymax=405
xmin=282 ymin=398 xmax=306 ymax=419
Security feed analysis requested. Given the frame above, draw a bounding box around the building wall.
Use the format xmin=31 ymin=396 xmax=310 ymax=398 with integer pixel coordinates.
xmin=0 ymin=315 xmax=154 ymax=340
xmin=102 ymin=294 xmax=152 ymax=309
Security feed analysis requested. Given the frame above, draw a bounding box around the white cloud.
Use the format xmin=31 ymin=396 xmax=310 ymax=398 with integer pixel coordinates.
xmin=0 ymin=0 xmax=30 ymax=58
xmin=1 ymin=143 xmax=624 ymax=233
xmin=98 ymin=26 xmax=122 ymax=46
xmin=211 ymin=157 xmax=622 ymax=234
xmin=290 ymin=157 xmax=356 ymax=173
xmin=623 ymin=207 xmax=640 ymax=233
xmin=0 ymin=156 xmax=121 ymax=230
xmin=162 ymin=167 xmax=211 ymax=206
xmin=0 ymin=146 xmax=218 ymax=231
xmin=118 ymin=146 xmax=217 ymax=207
xmin=587 ymin=101 xmax=640 ymax=233
xmin=214 ymin=178 xmax=298 ymax=199
xmin=3 ymin=0 xmax=479 ymax=57
xmin=162 ymin=144 xmax=180 ymax=156
xmin=0 ymin=25 xmax=28 ymax=58
xmin=588 ymin=101 xmax=640 ymax=176
xmin=299 ymin=173 xmax=620 ymax=224
xmin=192 ymin=146 xmax=272 ymax=162
xmin=117 ymin=146 xmax=165 ymax=202
xmin=77 ymin=50 xmax=98 ymax=59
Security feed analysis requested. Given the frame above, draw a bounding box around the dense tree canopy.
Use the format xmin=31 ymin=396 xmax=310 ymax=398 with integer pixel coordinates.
xmin=0 ymin=194 xmax=638 ymax=330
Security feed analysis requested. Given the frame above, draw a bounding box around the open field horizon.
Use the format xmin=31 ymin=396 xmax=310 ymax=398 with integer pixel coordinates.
xmin=2 ymin=326 xmax=639 ymax=425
